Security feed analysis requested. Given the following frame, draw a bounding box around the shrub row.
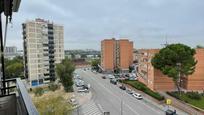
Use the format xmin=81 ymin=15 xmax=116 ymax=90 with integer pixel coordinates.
xmin=167 ymin=91 xmax=202 ymax=100
xmin=124 ymin=80 xmax=165 ymax=101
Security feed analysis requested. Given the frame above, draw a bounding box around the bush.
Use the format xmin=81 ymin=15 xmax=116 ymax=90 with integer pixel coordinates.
xmin=34 ymin=87 xmax=44 ymax=96
xmin=168 ymin=91 xmax=202 ymax=100
xmin=48 ymin=83 xmax=59 ymax=91
xmin=167 ymin=91 xmax=180 ymax=100
xmin=186 ymin=92 xmax=202 ymax=100
xmin=145 ymin=89 xmax=165 ymax=101
xmin=124 ymin=80 xmax=164 ymax=101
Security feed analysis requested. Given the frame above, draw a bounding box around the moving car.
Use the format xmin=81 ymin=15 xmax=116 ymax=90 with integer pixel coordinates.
xmin=132 ymin=93 xmax=143 ymax=100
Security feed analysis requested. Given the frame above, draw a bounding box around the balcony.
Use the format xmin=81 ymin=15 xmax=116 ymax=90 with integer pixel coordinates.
xmin=0 ymin=78 xmax=39 ymax=115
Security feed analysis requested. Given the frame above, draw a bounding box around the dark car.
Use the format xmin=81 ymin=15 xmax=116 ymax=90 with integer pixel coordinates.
xmin=119 ymin=85 xmax=126 ymax=90
xmin=102 ymin=76 xmax=106 ymax=79
xmin=165 ymin=109 xmax=177 ymax=115
xmin=110 ymin=79 xmax=117 ymax=85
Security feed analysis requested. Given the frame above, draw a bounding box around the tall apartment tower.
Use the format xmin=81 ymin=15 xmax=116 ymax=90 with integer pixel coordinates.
xmin=101 ymin=38 xmax=133 ymax=72
xmin=22 ymin=18 xmax=64 ymax=86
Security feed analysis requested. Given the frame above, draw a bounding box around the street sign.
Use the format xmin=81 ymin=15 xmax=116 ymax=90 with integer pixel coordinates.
xmin=166 ymin=99 xmax=172 ymax=105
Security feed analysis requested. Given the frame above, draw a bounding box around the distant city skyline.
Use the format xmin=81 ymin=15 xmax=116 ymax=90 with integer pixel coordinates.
xmin=2 ymin=0 xmax=204 ymax=50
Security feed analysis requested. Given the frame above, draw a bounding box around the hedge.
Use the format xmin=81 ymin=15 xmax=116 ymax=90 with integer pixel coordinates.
xmin=123 ymin=80 xmax=165 ymax=101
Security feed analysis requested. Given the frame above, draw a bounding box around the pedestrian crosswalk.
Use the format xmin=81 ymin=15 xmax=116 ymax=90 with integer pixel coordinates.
xmin=81 ymin=100 xmax=102 ymax=115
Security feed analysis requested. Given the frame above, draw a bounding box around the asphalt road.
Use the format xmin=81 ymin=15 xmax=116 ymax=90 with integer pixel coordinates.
xmin=75 ymin=69 xmax=166 ymax=115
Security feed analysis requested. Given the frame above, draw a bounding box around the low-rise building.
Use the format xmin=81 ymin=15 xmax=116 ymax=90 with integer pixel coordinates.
xmin=137 ymin=48 xmax=204 ymax=91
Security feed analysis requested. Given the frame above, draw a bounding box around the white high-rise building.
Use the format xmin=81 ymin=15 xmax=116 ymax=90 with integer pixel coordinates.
xmin=22 ymin=18 xmax=64 ymax=86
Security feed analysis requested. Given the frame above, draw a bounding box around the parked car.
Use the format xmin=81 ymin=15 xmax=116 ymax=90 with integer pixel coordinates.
xmin=129 ymin=77 xmax=137 ymax=81
xmin=108 ymin=74 xmax=115 ymax=79
xmin=75 ymin=80 xmax=84 ymax=87
xmin=165 ymin=109 xmax=177 ymax=115
xmin=119 ymin=85 xmax=126 ymax=90
xmin=83 ymin=84 xmax=91 ymax=89
xmin=68 ymin=98 xmax=78 ymax=106
xmin=132 ymin=93 xmax=143 ymax=100
xmin=110 ymin=78 xmax=117 ymax=85
xmin=101 ymin=76 xmax=106 ymax=79
xmin=77 ymin=87 xmax=89 ymax=93
xmin=126 ymin=89 xmax=133 ymax=95
xmin=74 ymin=74 xmax=82 ymax=79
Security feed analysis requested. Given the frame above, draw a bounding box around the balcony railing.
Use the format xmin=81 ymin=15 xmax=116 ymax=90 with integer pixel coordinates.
xmin=0 ymin=78 xmax=39 ymax=115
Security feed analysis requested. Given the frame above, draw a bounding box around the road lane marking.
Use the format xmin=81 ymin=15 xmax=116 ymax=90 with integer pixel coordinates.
xmin=97 ymin=103 xmax=105 ymax=113
xmin=81 ymin=100 xmax=102 ymax=115
xmin=83 ymin=70 xmax=164 ymax=115
xmin=80 ymin=70 xmax=144 ymax=115
xmin=78 ymin=69 xmax=164 ymax=115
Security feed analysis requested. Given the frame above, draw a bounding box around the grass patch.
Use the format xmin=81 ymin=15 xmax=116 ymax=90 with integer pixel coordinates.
xmin=167 ymin=91 xmax=204 ymax=110
xmin=123 ymin=80 xmax=164 ymax=101
xmin=34 ymin=95 xmax=73 ymax=115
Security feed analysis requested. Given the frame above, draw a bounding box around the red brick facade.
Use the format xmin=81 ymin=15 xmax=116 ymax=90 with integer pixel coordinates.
xmin=101 ymin=38 xmax=133 ymax=72
xmin=137 ymin=48 xmax=204 ymax=91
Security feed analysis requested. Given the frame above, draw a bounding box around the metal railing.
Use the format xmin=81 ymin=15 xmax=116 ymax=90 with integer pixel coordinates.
xmin=0 ymin=78 xmax=39 ymax=115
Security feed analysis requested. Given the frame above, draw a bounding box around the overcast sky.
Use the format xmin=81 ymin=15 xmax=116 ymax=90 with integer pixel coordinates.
xmin=2 ymin=0 xmax=204 ymax=50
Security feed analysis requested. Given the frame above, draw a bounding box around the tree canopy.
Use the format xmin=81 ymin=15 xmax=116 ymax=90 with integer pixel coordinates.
xmin=151 ymin=44 xmax=197 ymax=92
xmin=5 ymin=56 xmax=24 ymax=79
xmin=56 ymin=58 xmax=75 ymax=92
xmin=91 ymin=59 xmax=100 ymax=71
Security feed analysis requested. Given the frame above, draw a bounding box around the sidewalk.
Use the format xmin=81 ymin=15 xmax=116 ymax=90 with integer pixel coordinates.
xmin=122 ymin=83 xmax=188 ymax=115
xmin=160 ymin=92 xmax=204 ymax=115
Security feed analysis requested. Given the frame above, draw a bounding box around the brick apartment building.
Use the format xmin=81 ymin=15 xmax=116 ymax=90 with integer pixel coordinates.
xmin=136 ymin=48 xmax=204 ymax=91
xmin=101 ymin=38 xmax=133 ymax=72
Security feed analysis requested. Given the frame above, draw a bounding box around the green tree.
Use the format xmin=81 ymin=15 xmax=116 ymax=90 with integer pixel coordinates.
xmin=56 ymin=58 xmax=75 ymax=92
xmin=91 ymin=59 xmax=100 ymax=71
xmin=5 ymin=56 xmax=24 ymax=79
xmin=151 ymin=44 xmax=197 ymax=94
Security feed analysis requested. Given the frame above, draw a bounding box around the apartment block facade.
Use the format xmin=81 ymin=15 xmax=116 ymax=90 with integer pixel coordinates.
xmin=136 ymin=48 xmax=204 ymax=91
xmin=22 ymin=18 xmax=64 ymax=87
xmin=101 ymin=38 xmax=133 ymax=72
